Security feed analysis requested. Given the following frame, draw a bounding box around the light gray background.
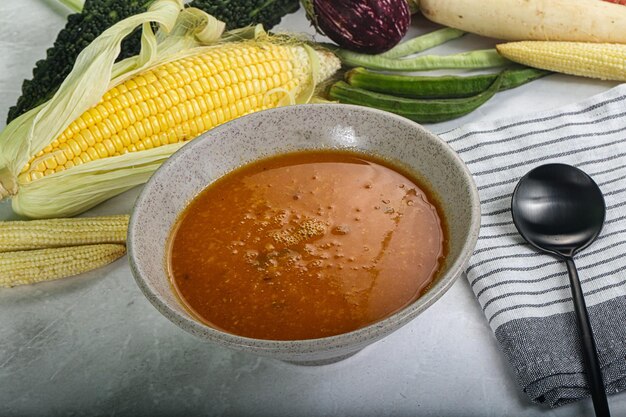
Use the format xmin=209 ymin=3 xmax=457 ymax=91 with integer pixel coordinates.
xmin=1 ymin=1 xmax=624 ymax=416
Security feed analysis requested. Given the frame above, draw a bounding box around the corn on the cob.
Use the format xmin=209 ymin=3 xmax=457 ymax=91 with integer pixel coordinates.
xmin=0 ymin=244 xmax=126 ymax=288
xmin=0 ymin=215 xmax=129 ymax=252
xmin=17 ymin=42 xmax=338 ymax=184
xmin=496 ymin=42 xmax=626 ymax=82
xmin=0 ymin=1 xmax=341 ymax=219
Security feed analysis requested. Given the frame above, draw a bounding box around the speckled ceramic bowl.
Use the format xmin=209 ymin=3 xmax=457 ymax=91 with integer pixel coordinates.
xmin=128 ymin=104 xmax=480 ymax=365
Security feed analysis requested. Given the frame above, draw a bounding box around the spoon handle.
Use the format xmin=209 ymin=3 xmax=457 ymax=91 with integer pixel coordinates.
xmin=565 ymin=258 xmax=611 ymax=417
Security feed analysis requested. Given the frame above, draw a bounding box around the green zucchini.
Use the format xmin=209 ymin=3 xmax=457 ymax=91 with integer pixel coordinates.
xmin=329 ymin=72 xmax=505 ymax=123
xmin=346 ymin=66 xmax=551 ymax=99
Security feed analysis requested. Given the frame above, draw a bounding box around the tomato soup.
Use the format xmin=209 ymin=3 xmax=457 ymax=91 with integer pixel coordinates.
xmin=168 ymin=150 xmax=447 ymax=340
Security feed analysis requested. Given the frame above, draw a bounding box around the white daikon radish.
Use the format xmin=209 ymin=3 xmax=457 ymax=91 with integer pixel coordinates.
xmin=417 ymin=0 xmax=626 ymax=43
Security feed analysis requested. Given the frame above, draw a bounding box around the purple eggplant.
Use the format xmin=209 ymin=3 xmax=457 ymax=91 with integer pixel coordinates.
xmin=302 ymin=0 xmax=411 ymax=54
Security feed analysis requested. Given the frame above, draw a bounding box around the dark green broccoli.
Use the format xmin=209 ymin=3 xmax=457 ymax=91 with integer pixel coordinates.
xmin=7 ymin=0 xmax=300 ymax=124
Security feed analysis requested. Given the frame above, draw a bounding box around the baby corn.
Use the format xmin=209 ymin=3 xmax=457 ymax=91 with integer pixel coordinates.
xmin=0 ymin=244 xmax=126 ymax=288
xmin=496 ymin=41 xmax=626 ymax=81
xmin=0 ymin=215 xmax=129 ymax=252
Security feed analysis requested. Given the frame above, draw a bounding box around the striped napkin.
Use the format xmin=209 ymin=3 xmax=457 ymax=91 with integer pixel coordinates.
xmin=437 ymin=85 xmax=626 ymax=407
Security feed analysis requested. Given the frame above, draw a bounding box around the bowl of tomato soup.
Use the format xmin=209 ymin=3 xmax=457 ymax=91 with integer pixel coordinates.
xmin=128 ymin=104 xmax=480 ymax=365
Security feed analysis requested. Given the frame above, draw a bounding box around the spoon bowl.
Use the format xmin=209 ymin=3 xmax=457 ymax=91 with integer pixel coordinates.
xmin=511 ymin=163 xmax=605 ymax=258
xmin=511 ymin=163 xmax=610 ymax=417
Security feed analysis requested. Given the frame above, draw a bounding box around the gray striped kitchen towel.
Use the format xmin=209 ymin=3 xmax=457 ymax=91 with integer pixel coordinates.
xmin=437 ymin=84 xmax=626 ymax=407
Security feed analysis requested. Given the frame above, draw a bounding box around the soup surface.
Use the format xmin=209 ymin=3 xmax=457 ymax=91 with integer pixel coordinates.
xmin=168 ymin=150 xmax=446 ymax=340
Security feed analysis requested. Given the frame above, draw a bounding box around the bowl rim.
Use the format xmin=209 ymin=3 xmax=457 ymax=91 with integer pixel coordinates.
xmin=128 ymin=103 xmax=481 ymax=352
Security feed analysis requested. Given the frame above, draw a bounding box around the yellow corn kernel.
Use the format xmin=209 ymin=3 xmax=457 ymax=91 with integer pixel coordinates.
xmin=149 ymin=116 xmax=161 ymax=135
xmin=59 ymin=144 xmax=74 ymax=161
xmin=0 ymin=244 xmax=126 ymax=287
xmin=209 ymin=111 xmax=218 ymax=126
xmin=109 ymin=114 xmax=123 ymax=132
xmin=153 ymin=96 xmax=168 ymax=114
xmin=152 ymin=79 xmax=166 ymax=95
xmin=87 ymin=147 xmax=99 ymax=161
xmin=119 ymin=131 xmax=131 ymax=147
xmin=178 ymin=87 xmax=189 ymax=103
xmin=235 ymin=100 xmax=245 ymax=116
xmin=117 ymin=94 xmax=130 ymax=109
xmin=167 ymin=130 xmax=178 ymax=144
xmin=187 ymin=99 xmax=200 ymax=119
xmin=183 ymin=102 xmax=195 ymax=120
xmin=127 ymin=126 xmax=140 ymax=144
xmin=102 ymin=139 xmax=116 ymax=155
xmin=216 ymin=108 xmax=225 ymax=124
xmin=44 ymin=158 xmax=57 ymax=170
xmin=180 ymin=70 xmax=192 ymax=85
xmin=79 ymin=153 xmax=91 ymax=164
xmin=33 ymin=161 xmax=46 ymax=173
xmin=195 ymin=115 xmax=205 ymax=132
xmin=189 ymin=120 xmax=200 ymax=136
xmin=146 ymin=99 xmax=158 ymax=116
xmin=142 ymin=137 xmax=154 ymax=150
xmin=68 ymin=122 xmax=81 ymax=136
xmin=121 ymin=108 xmax=135 ymax=128
xmin=243 ymin=66 xmax=253 ymax=81
xmin=80 ymin=130 xmax=94 ymax=147
xmin=213 ymin=58 xmax=225 ymax=73
xmin=110 ymin=135 xmax=124 ymax=153
xmin=75 ymin=135 xmax=88 ymax=152
xmin=126 ymin=79 xmax=138 ymax=90
xmin=54 ymin=150 xmax=67 ymax=166
xmin=125 ymin=90 xmax=139 ymax=107
xmin=256 ymin=64 xmax=267 ymax=80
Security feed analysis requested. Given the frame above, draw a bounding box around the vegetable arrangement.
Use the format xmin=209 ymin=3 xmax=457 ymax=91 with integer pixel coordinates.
xmin=330 ymin=74 xmax=504 ymax=123
xmin=1 ymin=0 xmax=624 ymax=288
xmin=325 ymin=28 xmax=548 ymax=123
xmin=331 ymin=67 xmax=549 ymax=123
xmin=319 ymin=0 xmax=626 ymax=122
xmin=0 ymin=215 xmax=129 ymax=287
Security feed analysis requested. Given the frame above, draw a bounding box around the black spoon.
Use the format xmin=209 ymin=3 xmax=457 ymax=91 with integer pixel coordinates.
xmin=511 ymin=163 xmax=610 ymax=417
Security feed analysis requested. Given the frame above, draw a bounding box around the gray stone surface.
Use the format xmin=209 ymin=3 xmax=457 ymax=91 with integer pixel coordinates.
xmin=1 ymin=1 xmax=624 ymax=416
